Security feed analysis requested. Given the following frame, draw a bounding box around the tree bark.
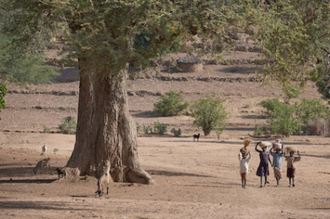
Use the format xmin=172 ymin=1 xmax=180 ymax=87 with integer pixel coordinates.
xmin=65 ymin=63 xmax=154 ymax=184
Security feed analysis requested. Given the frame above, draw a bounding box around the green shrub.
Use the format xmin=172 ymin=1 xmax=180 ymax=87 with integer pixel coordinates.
xmin=143 ymin=125 xmax=152 ymax=134
xmin=43 ymin=126 xmax=51 ymax=133
xmin=295 ymin=99 xmax=330 ymax=132
xmin=283 ymin=84 xmax=301 ymax=99
xmin=260 ymin=99 xmax=299 ymax=136
xmin=153 ymin=121 xmax=167 ymax=135
xmin=170 ymin=128 xmax=181 ymax=137
xmin=260 ymin=98 xmax=330 ymax=136
xmin=58 ymin=116 xmax=76 ymax=134
xmin=190 ymin=95 xmax=228 ymax=136
xmin=136 ymin=123 xmax=141 ymax=133
xmin=53 ymin=148 xmax=59 ymax=154
xmin=0 ymin=83 xmax=7 ymax=120
xmin=253 ymin=124 xmax=267 ymax=136
xmin=259 ymin=98 xmax=282 ymax=116
xmin=153 ymin=90 xmax=189 ymax=116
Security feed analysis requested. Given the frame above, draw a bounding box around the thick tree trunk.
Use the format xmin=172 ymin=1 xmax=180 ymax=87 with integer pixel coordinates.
xmin=65 ymin=65 xmax=153 ymax=184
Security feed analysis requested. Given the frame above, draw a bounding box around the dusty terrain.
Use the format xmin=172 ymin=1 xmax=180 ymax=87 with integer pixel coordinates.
xmin=0 ymin=51 xmax=330 ymax=219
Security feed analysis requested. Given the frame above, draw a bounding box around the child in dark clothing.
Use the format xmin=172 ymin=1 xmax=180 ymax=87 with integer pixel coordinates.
xmin=255 ymin=142 xmax=272 ymax=187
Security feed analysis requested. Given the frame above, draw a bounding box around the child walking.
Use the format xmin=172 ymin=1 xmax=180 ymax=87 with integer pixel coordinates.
xmin=238 ymin=151 xmax=252 ymax=188
xmin=255 ymin=142 xmax=272 ymax=187
xmin=286 ymin=150 xmax=301 ymax=187
xmin=270 ymin=145 xmax=285 ymax=186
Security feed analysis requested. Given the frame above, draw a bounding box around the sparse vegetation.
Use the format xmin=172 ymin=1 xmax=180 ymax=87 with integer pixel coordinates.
xmin=170 ymin=128 xmax=181 ymax=137
xmin=53 ymin=148 xmax=59 ymax=154
xmin=58 ymin=116 xmax=76 ymax=134
xmin=190 ymin=95 xmax=228 ymax=136
xmin=136 ymin=123 xmax=141 ymax=133
xmin=260 ymin=98 xmax=330 ymax=136
xmin=153 ymin=91 xmax=189 ymax=116
xmin=153 ymin=121 xmax=167 ymax=135
xmin=143 ymin=125 xmax=152 ymax=134
xmin=295 ymin=99 xmax=330 ymax=133
xmin=253 ymin=124 xmax=267 ymax=136
xmin=43 ymin=126 xmax=51 ymax=133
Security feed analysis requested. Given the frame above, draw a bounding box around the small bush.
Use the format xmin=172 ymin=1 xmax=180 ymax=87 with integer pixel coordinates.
xmin=43 ymin=126 xmax=51 ymax=133
xmin=153 ymin=121 xmax=167 ymax=135
xmin=253 ymin=124 xmax=268 ymax=136
xmin=153 ymin=90 xmax=189 ymax=116
xmin=136 ymin=123 xmax=141 ymax=133
xmin=254 ymin=124 xmax=264 ymax=136
xmin=190 ymin=94 xmax=228 ymax=136
xmin=170 ymin=128 xmax=181 ymax=137
xmin=143 ymin=125 xmax=152 ymax=134
xmin=58 ymin=116 xmax=76 ymax=134
xmin=53 ymin=148 xmax=59 ymax=154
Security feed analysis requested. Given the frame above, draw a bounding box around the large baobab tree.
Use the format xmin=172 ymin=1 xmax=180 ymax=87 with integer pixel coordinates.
xmin=1 ymin=0 xmax=242 ymax=183
xmin=2 ymin=0 xmax=329 ymax=183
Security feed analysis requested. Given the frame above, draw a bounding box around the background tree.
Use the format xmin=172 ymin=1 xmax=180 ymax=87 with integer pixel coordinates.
xmin=0 ymin=8 xmax=58 ymax=84
xmin=0 ymin=82 xmax=6 ymax=119
xmin=250 ymin=0 xmax=330 ymax=98
xmin=190 ymin=95 xmax=228 ymax=136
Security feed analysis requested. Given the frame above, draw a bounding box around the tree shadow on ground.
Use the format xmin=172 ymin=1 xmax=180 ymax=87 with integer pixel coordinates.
xmin=239 ymin=115 xmax=268 ymax=119
xmin=225 ymin=127 xmax=255 ymax=131
xmin=217 ymin=66 xmax=263 ymax=74
xmin=0 ymin=200 xmax=86 ymax=211
xmin=131 ymin=111 xmax=160 ymax=118
xmin=303 ymin=154 xmax=330 ymax=159
xmin=0 ymin=166 xmax=55 ymax=178
xmin=184 ymin=181 xmax=239 ymax=189
xmin=148 ymin=169 xmax=212 ymax=178
xmin=0 ymin=179 xmax=56 ymax=184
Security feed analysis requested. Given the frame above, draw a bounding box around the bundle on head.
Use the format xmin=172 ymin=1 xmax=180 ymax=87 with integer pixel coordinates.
xmin=285 ymin=146 xmax=297 ymax=154
xmin=257 ymin=141 xmax=272 ymax=149
xmin=243 ymin=139 xmax=252 ymax=147
xmin=273 ymin=143 xmax=282 ymax=150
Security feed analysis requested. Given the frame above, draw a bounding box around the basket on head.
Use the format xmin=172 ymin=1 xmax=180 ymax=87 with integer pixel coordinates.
xmin=285 ymin=146 xmax=297 ymax=154
xmin=258 ymin=141 xmax=272 ymax=149
xmin=273 ymin=143 xmax=283 ymax=150
xmin=243 ymin=139 xmax=252 ymax=147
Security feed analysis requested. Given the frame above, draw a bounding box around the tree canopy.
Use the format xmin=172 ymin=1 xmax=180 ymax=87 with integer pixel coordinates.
xmin=1 ymin=1 xmax=329 ymax=98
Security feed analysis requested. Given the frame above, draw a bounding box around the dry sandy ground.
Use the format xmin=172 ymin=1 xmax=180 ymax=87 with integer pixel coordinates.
xmin=0 ymin=51 xmax=330 ymax=218
xmin=0 ymin=133 xmax=330 ymax=219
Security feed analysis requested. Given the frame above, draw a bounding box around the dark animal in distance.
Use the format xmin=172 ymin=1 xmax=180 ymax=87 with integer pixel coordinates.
xmin=193 ymin=133 xmax=200 ymax=142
